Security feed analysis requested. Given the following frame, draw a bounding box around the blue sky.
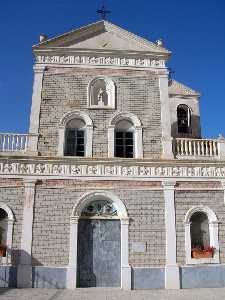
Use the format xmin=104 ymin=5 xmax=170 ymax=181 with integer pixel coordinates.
xmin=0 ymin=0 xmax=224 ymax=138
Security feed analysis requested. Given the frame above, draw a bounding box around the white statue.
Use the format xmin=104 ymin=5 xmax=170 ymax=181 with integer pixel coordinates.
xmin=97 ymin=88 xmax=105 ymax=106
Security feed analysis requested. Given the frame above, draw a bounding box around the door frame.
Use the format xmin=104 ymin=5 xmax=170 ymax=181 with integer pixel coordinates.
xmin=66 ymin=191 xmax=131 ymax=289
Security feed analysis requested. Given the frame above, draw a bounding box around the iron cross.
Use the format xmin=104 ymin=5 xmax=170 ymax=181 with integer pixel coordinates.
xmin=97 ymin=5 xmax=111 ymax=20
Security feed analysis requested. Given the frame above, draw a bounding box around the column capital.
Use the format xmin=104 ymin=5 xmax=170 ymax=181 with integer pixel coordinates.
xmin=221 ymin=180 xmax=225 ymax=188
xmin=162 ymin=180 xmax=176 ymax=189
xmin=23 ymin=179 xmax=37 ymax=188
xmin=33 ymin=65 xmax=46 ymax=73
xmin=70 ymin=216 xmax=79 ymax=224
xmin=121 ymin=217 xmax=129 ymax=225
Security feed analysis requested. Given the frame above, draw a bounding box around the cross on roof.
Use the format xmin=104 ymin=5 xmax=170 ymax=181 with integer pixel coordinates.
xmin=96 ymin=5 xmax=111 ymax=20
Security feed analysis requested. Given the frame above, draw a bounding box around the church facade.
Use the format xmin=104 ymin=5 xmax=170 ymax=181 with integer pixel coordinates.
xmin=0 ymin=20 xmax=225 ymax=289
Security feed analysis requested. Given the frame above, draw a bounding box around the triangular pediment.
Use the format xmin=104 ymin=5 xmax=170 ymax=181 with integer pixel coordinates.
xmin=33 ymin=20 xmax=170 ymax=55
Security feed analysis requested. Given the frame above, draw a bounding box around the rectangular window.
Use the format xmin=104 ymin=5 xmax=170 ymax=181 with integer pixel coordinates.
xmin=115 ymin=131 xmax=134 ymax=158
xmin=64 ymin=129 xmax=85 ymax=156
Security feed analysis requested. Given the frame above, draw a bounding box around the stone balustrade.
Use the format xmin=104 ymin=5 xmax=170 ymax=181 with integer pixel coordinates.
xmin=0 ymin=133 xmax=29 ymax=152
xmin=0 ymin=133 xmax=39 ymax=154
xmin=1 ymin=132 xmax=225 ymax=161
xmin=175 ymin=138 xmax=220 ymax=159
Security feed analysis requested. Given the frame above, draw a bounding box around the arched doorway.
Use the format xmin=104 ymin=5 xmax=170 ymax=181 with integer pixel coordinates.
xmin=77 ymin=200 xmax=121 ymax=287
xmin=66 ymin=191 xmax=131 ymax=289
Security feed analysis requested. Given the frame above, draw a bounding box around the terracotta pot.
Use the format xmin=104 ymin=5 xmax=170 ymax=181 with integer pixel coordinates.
xmin=191 ymin=249 xmax=213 ymax=259
xmin=0 ymin=245 xmax=6 ymax=257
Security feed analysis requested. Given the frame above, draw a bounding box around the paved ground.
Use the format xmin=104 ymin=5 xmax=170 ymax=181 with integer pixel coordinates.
xmin=0 ymin=288 xmax=225 ymax=300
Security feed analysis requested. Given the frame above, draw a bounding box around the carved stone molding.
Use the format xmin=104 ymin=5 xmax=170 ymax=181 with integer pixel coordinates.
xmin=0 ymin=161 xmax=225 ymax=179
xmin=36 ymin=55 xmax=165 ymax=69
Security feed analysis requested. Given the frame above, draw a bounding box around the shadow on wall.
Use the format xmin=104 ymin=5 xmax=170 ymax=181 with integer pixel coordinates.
xmin=171 ymin=115 xmax=201 ymax=139
xmin=0 ymin=248 xmax=66 ymax=291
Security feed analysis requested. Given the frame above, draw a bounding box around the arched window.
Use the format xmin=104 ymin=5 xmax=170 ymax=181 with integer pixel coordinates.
xmin=115 ymin=120 xmax=134 ymax=158
xmin=108 ymin=112 xmax=143 ymax=158
xmin=0 ymin=209 xmax=8 ymax=257
xmin=58 ymin=110 xmax=93 ymax=157
xmin=177 ymin=104 xmax=191 ymax=134
xmin=190 ymin=212 xmax=210 ymax=249
xmin=0 ymin=203 xmax=14 ymax=264
xmin=184 ymin=206 xmax=219 ymax=264
xmin=89 ymin=77 xmax=115 ymax=108
xmin=64 ymin=119 xmax=85 ymax=157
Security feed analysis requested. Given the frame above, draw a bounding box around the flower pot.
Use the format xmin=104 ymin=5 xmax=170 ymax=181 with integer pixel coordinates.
xmin=0 ymin=245 xmax=6 ymax=257
xmin=191 ymin=248 xmax=213 ymax=259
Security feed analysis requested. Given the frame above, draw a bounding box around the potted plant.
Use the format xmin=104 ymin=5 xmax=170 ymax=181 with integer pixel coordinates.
xmin=0 ymin=244 xmax=6 ymax=257
xmin=191 ymin=245 xmax=215 ymax=259
xmin=0 ymin=227 xmax=6 ymax=257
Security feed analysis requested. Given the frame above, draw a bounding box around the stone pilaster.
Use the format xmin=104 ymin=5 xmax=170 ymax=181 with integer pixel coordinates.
xmin=28 ymin=65 xmax=45 ymax=153
xmin=17 ymin=179 xmax=37 ymax=288
xmin=67 ymin=216 xmax=79 ymax=289
xmin=162 ymin=180 xmax=180 ymax=289
xmin=121 ymin=217 xmax=131 ymax=290
xmin=159 ymin=74 xmax=174 ymax=159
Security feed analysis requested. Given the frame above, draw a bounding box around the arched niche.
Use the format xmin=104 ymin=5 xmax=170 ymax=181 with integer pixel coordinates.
xmin=184 ymin=205 xmax=219 ymax=264
xmin=88 ymin=77 xmax=116 ymax=109
xmin=0 ymin=203 xmax=14 ymax=264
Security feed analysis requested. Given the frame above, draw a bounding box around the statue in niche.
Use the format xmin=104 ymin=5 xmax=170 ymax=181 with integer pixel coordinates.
xmin=97 ymin=88 xmax=106 ymax=106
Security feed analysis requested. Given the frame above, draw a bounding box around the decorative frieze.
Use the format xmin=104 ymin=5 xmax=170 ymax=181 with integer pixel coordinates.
xmin=36 ymin=55 xmax=165 ymax=69
xmin=0 ymin=161 xmax=225 ymax=179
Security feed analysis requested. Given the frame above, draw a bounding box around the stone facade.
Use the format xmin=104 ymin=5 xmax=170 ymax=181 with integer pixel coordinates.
xmin=31 ymin=181 xmax=165 ymax=267
xmin=0 ymin=20 xmax=225 ymax=290
xmin=38 ymin=68 xmax=162 ymax=158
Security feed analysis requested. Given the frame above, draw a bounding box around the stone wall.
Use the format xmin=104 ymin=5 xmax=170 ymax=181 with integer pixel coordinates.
xmin=0 ymin=179 xmax=24 ymax=265
xmin=32 ymin=180 xmax=165 ymax=267
xmin=175 ymin=182 xmax=225 ymax=265
xmin=38 ymin=67 xmax=162 ymax=158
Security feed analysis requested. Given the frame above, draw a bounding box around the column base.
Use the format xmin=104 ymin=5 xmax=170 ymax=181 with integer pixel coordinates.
xmin=165 ymin=265 xmax=180 ymax=289
xmin=121 ymin=265 xmax=131 ymax=290
xmin=66 ymin=266 xmax=77 ymax=289
xmin=17 ymin=264 xmax=32 ymax=288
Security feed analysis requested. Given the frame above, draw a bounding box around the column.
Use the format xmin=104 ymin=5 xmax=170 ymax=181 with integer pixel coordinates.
xmin=86 ymin=125 xmax=93 ymax=157
xmin=121 ymin=218 xmax=131 ymax=290
xmin=135 ymin=127 xmax=143 ymax=158
xmin=17 ymin=179 xmax=37 ymax=288
xmin=57 ymin=126 xmax=65 ymax=156
xmin=108 ymin=126 xmax=115 ymax=158
xmin=159 ymin=74 xmax=174 ymax=159
xmin=162 ymin=180 xmax=180 ymax=289
xmin=66 ymin=216 xmax=79 ymax=289
xmin=27 ymin=65 xmax=45 ymax=153
xmin=218 ymin=135 xmax=225 ymax=159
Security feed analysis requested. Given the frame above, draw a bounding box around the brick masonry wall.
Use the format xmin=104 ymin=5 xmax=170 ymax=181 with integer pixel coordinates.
xmin=175 ymin=187 xmax=225 ymax=265
xmin=38 ymin=67 xmax=162 ymax=158
xmin=0 ymin=179 xmax=24 ymax=265
xmin=32 ymin=180 xmax=165 ymax=267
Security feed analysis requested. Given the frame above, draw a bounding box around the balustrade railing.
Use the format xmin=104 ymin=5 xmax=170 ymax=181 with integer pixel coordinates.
xmin=175 ymin=138 xmax=219 ymax=158
xmin=0 ymin=133 xmax=28 ymax=152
